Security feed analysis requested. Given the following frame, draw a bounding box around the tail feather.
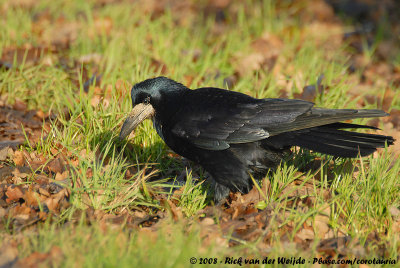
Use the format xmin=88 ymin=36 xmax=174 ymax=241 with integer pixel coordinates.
xmin=310 ymin=129 xmax=391 ymax=148
xmin=324 ymin=122 xmax=380 ymax=130
xmin=294 ymin=132 xmax=384 ymax=157
xmin=264 ymin=123 xmax=394 ymax=158
xmin=294 ymin=138 xmax=376 ymax=157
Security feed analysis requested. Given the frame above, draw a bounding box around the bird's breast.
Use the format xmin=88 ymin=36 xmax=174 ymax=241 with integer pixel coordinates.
xmin=153 ymin=119 xmax=165 ymax=141
xmin=153 ymin=116 xmax=201 ymax=162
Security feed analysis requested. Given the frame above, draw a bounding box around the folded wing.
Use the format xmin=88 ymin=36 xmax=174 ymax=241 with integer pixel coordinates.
xmin=170 ymin=87 xmax=389 ymax=151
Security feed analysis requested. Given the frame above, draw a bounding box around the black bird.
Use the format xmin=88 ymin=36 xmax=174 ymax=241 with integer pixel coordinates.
xmin=119 ymin=77 xmax=394 ymax=201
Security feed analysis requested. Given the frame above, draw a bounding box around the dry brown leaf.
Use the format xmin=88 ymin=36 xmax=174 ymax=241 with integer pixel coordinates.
xmin=253 ymin=32 xmax=283 ymax=53
xmin=240 ymin=186 xmax=263 ymax=205
xmin=296 ymin=228 xmax=315 ymax=241
xmin=38 ymin=187 xmax=50 ymax=197
xmin=389 ymin=206 xmax=400 ymax=218
xmin=94 ymin=17 xmax=113 ymax=36
xmin=90 ymin=95 xmax=101 ymax=108
xmin=47 ymin=158 xmax=64 ymax=173
xmin=18 ymin=246 xmax=63 ymax=268
xmin=314 ymin=215 xmax=330 ymax=239
xmin=35 ymin=109 xmax=47 ymax=119
xmin=150 ymin=58 xmax=168 ymax=75
xmin=12 ymin=203 xmax=32 ymax=216
xmin=13 ymin=99 xmax=27 ymax=111
xmin=12 ymin=168 xmax=29 ymax=179
xmin=79 ymin=149 xmax=87 ymax=158
xmin=0 ymin=146 xmax=10 ymax=161
xmin=115 ymin=80 xmax=129 ymax=100
xmin=29 ymin=152 xmax=47 ymax=166
xmin=234 ymin=32 xmax=283 ymax=77
xmin=324 ymin=229 xmax=335 ymax=239
xmin=317 ymin=236 xmax=351 ymax=256
xmin=387 ymin=109 xmax=400 ymax=129
xmin=0 ymin=241 xmax=19 ymax=267
xmin=200 ymin=217 xmax=215 ymax=226
xmin=165 ymin=199 xmax=183 ymax=221
xmin=24 ymin=190 xmax=39 ymax=207
xmin=306 ymin=0 xmax=335 ymax=21
xmin=34 ymin=174 xmax=50 ymax=185
xmin=235 ymin=53 xmax=266 ymax=77
xmin=13 ymin=151 xmax=25 ymax=166
xmin=5 ymin=186 xmax=24 ymax=203
xmin=55 ymin=171 xmax=69 ymax=181
xmin=45 ymin=197 xmax=59 ymax=212
xmin=1 ymin=46 xmax=51 ymax=66
xmin=0 ymin=207 xmax=6 ymax=218
xmin=43 ymin=20 xmax=80 ymax=46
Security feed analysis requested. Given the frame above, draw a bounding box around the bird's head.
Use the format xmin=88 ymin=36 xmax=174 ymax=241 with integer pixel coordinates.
xmin=119 ymin=76 xmax=188 ymax=139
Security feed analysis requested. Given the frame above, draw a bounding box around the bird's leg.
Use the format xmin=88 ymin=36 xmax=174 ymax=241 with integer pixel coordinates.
xmin=213 ymin=181 xmax=231 ymax=203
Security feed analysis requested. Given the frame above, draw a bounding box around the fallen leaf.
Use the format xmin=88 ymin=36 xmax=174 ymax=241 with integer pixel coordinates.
xmin=389 ymin=206 xmax=400 ymax=218
xmin=47 ymin=158 xmax=64 ymax=173
xmin=200 ymin=217 xmax=215 ymax=226
xmin=6 ymin=186 xmax=24 ymax=203
xmin=13 ymin=99 xmax=27 ymax=111
xmin=0 ymin=141 xmax=22 ymax=151
xmin=0 ymin=207 xmax=6 ymax=218
xmin=296 ymin=228 xmax=315 ymax=241
xmin=0 ymin=241 xmax=18 ymax=267
xmin=314 ymin=215 xmax=330 ymax=239
xmin=13 ymin=151 xmax=25 ymax=166
xmin=12 ymin=168 xmax=29 ymax=179
xmin=45 ymin=197 xmax=59 ymax=212
xmin=24 ymin=190 xmax=39 ymax=206
xmin=94 ymin=17 xmax=113 ymax=36
xmin=317 ymin=236 xmax=351 ymax=256
xmin=0 ymin=146 xmax=10 ymax=161
xmin=55 ymin=171 xmax=69 ymax=181
xmin=18 ymin=246 xmax=63 ymax=268
xmin=150 ymin=58 xmax=168 ymax=75
xmin=164 ymin=199 xmax=183 ymax=221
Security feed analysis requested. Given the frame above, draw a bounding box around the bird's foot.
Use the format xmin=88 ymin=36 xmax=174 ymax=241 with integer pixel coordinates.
xmin=213 ymin=182 xmax=231 ymax=203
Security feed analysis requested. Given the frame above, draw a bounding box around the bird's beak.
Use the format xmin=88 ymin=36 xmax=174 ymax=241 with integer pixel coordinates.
xmin=119 ymin=103 xmax=155 ymax=139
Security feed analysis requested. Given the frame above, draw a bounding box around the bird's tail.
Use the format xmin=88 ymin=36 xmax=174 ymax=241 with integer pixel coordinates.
xmin=293 ymin=123 xmax=394 ymax=157
xmin=265 ymin=123 xmax=394 ymax=158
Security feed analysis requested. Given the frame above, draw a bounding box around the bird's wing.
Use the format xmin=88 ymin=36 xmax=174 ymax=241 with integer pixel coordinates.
xmin=169 ymin=88 xmax=313 ymax=150
xmin=266 ymin=108 xmax=387 ymax=135
xmin=169 ymin=88 xmax=389 ymax=151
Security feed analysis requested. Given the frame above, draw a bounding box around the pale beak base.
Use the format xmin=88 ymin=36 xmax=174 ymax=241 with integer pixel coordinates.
xmin=119 ymin=103 xmax=155 ymax=139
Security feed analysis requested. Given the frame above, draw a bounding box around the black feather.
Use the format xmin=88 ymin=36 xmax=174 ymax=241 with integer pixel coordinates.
xmin=121 ymin=77 xmax=395 ymax=201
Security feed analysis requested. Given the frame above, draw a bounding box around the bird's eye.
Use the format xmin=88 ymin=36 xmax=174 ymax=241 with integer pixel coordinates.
xmin=144 ymin=96 xmax=150 ymax=105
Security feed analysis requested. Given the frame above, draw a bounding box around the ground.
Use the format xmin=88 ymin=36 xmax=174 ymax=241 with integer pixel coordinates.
xmin=0 ymin=0 xmax=400 ymax=267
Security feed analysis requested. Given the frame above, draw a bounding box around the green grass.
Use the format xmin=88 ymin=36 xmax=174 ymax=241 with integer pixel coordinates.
xmin=10 ymin=220 xmax=224 ymax=268
xmin=1 ymin=0 xmax=399 ymax=266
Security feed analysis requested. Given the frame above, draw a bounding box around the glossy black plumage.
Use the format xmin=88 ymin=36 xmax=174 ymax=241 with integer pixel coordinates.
xmin=120 ymin=77 xmax=394 ymax=201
